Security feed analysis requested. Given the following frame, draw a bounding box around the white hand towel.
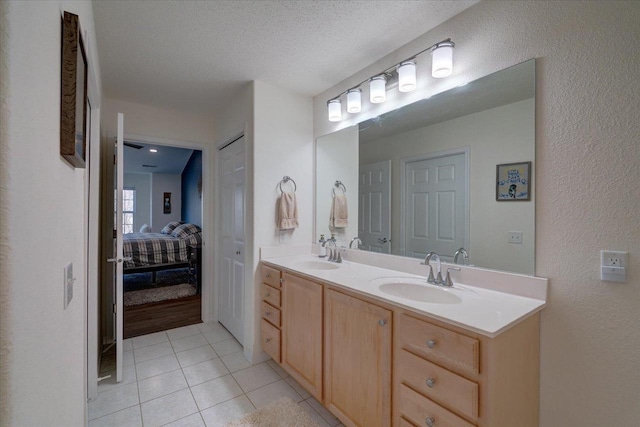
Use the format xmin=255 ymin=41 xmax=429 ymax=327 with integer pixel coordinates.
xmin=279 ymin=191 xmax=299 ymax=230
xmin=330 ymin=194 xmax=348 ymax=229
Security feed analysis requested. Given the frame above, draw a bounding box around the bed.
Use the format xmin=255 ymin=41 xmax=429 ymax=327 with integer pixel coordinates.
xmin=123 ymin=222 xmax=203 ymax=292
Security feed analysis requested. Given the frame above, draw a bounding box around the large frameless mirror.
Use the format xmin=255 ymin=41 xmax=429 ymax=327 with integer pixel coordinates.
xmin=316 ymin=60 xmax=535 ymax=275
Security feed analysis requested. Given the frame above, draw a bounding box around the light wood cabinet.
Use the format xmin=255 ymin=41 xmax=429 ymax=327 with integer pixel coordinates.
xmin=325 ymin=288 xmax=392 ymax=427
xmin=259 ymin=265 xmax=282 ymax=362
xmin=281 ymin=273 xmax=323 ymax=400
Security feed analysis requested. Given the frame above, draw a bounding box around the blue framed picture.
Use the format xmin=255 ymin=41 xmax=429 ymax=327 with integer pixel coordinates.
xmin=496 ymin=162 xmax=531 ymax=201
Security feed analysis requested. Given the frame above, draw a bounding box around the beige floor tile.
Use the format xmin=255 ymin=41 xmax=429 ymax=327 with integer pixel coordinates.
xmin=162 ymin=413 xmax=205 ymax=427
xmin=137 ymin=369 xmax=188 ymax=403
xmin=136 ymin=354 xmax=180 ymax=380
xmin=190 ymin=375 xmax=244 ymax=411
xmin=132 ymin=331 xmax=168 ymax=349
xmin=88 ymin=382 xmax=139 ymax=420
xmin=140 ymin=389 xmax=198 ymax=427
xmin=88 ymin=405 xmax=142 ymax=427
xmin=246 ymin=379 xmax=303 ymax=408
xmin=171 ymin=334 xmax=209 ymax=353
xmin=232 ymin=363 xmax=281 ymax=393
xmin=167 ymin=324 xmax=202 ymax=341
xmin=134 ymin=341 xmax=174 ymax=364
xmin=176 ymin=344 xmax=218 ymax=368
xmin=183 ymin=358 xmax=230 ymax=386
xmin=200 ymin=395 xmax=255 ymax=427
xmin=220 ymin=351 xmax=252 ymax=373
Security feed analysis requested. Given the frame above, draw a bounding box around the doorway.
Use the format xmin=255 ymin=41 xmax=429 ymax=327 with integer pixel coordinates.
xmin=217 ymin=135 xmax=246 ymax=344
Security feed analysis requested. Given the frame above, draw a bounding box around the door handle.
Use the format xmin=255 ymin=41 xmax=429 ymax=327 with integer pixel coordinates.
xmin=377 ymin=237 xmax=390 ymax=244
xmin=106 ymin=257 xmax=133 ymax=263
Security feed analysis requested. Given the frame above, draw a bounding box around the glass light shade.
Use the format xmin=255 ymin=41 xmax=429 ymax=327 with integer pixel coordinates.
xmin=397 ymin=60 xmax=417 ymax=92
xmin=369 ymin=76 xmax=387 ymax=103
xmin=431 ymin=42 xmax=454 ymax=78
xmin=327 ymin=99 xmax=342 ymax=122
xmin=346 ymin=89 xmax=362 ymax=113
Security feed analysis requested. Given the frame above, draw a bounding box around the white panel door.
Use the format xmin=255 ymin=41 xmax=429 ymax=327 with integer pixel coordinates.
xmin=359 ymin=161 xmax=391 ymax=253
xmin=404 ymin=153 xmax=466 ymax=261
xmin=218 ymin=136 xmax=246 ymax=344
xmin=106 ymin=113 xmax=125 ymax=382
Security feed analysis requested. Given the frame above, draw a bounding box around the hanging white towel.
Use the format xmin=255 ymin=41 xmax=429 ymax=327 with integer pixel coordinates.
xmin=279 ymin=191 xmax=299 ymax=230
xmin=330 ymin=194 xmax=348 ymax=229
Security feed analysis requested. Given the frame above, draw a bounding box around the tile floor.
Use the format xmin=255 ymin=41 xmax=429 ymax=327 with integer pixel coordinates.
xmin=90 ymin=322 xmax=344 ymax=427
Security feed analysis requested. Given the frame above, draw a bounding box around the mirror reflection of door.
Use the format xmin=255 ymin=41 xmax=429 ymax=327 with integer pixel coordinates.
xmin=403 ymin=152 xmax=467 ymax=261
xmin=359 ymin=161 xmax=391 ymax=253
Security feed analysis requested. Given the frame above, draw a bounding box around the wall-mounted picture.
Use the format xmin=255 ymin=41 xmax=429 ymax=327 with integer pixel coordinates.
xmin=163 ymin=192 xmax=172 ymax=214
xmin=496 ymin=161 xmax=531 ymax=201
xmin=60 ymin=11 xmax=88 ymax=168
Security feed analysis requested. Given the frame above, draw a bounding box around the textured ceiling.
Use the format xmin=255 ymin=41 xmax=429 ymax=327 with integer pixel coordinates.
xmin=93 ymin=0 xmax=478 ymax=113
xmin=123 ymin=141 xmax=195 ymax=174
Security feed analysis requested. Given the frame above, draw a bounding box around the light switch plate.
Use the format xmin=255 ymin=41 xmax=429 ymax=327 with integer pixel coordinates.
xmin=64 ymin=263 xmax=74 ymax=309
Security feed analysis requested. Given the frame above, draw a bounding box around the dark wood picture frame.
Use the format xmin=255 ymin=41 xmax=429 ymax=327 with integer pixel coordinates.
xmin=60 ymin=11 xmax=88 ymax=168
xmin=496 ymin=161 xmax=532 ymax=201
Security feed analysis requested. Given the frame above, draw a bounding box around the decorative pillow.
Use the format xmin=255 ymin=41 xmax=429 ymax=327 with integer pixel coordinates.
xmin=139 ymin=224 xmax=152 ymax=233
xmin=161 ymin=221 xmax=184 ymax=234
xmin=171 ymin=223 xmax=202 ymax=239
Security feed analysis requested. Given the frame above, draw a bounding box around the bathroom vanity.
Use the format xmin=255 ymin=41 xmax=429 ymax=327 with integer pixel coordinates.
xmin=259 ymin=250 xmax=546 ymax=427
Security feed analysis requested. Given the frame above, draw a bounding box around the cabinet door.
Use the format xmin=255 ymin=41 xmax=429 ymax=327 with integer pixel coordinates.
xmin=325 ymin=289 xmax=392 ymax=427
xmin=281 ymin=273 xmax=323 ymax=400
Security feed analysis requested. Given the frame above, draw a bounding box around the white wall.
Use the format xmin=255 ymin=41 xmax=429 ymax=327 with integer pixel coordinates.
xmin=124 ymin=172 xmax=152 ymax=230
xmin=361 ymin=98 xmax=535 ymax=274
xmin=316 ymin=125 xmax=359 ymax=244
xmin=314 ymin=2 xmax=640 ymax=426
xmin=0 ymin=1 xmax=102 ymax=425
xmin=151 ymin=173 xmax=181 ymax=231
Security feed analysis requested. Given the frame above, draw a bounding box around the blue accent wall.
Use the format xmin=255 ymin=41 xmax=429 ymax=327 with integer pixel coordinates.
xmin=181 ymin=150 xmax=202 ymax=226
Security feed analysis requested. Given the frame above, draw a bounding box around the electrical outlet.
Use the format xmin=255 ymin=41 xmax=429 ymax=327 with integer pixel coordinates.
xmin=508 ymin=231 xmax=523 ymax=244
xmin=601 ymin=250 xmax=627 ymax=267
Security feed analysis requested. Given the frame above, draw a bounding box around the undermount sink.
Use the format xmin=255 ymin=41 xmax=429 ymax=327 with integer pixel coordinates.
xmin=373 ymin=278 xmax=462 ymax=304
xmin=294 ymin=260 xmax=340 ymax=270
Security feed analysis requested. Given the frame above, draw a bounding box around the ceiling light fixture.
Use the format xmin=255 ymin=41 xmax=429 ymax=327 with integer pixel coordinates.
xmin=431 ymin=40 xmax=455 ymax=78
xmin=397 ymin=60 xmax=417 ymax=92
xmin=346 ymin=88 xmax=362 ymax=113
xmin=327 ymin=99 xmax=342 ymax=122
xmin=326 ymin=38 xmax=455 ymax=122
xmin=149 ymin=148 xmax=158 ymax=153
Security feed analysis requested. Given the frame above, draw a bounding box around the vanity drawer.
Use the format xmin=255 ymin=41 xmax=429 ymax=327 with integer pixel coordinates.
xmin=261 ymin=283 xmax=281 ymax=308
xmin=261 ymin=301 xmax=281 ymax=327
xmin=261 ymin=264 xmax=282 ymax=288
xmin=399 ymin=384 xmax=476 ymax=427
xmin=399 ymin=314 xmax=480 ymax=377
xmin=397 ymin=349 xmax=478 ymax=421
xmin=261 ymin=319 xmax=281 ymax=363
xmin=399 ymin=418 xmax=418 ymax=427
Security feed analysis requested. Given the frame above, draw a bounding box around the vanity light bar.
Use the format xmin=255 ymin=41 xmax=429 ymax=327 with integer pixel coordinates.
xmin=327 ymin=38 xmax=455 ymax=122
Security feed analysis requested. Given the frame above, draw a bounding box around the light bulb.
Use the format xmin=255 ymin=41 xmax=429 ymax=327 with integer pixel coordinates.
xmin=431 ymin=41 xmax=454 ymax=78
xmin=397 ymin=60 xmax=417 ymax=92
xmin=346 ymin=89 xmax=362 ymax=113
xmin=327 ymin=99 xmax=342 ymax=122
xmin=369 ymin=75 xmax=387 ymax=103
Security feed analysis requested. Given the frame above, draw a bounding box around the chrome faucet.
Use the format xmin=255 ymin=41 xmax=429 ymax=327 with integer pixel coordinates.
xmin=349 ymin=237 xmax=362 ymax=249
xmin=423 ymin=252 xmax=444 ymax=285
xmin=323 ymin=235 xmax=338 ymax=262
xmin=453 ymin=248 xmax=469 ymax=265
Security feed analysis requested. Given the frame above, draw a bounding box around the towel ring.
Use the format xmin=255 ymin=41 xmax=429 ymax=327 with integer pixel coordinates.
xmin=279 ymin=176 xmax=297 ymax=193
xmin=332 ymin=180 xmax=347 ymax=197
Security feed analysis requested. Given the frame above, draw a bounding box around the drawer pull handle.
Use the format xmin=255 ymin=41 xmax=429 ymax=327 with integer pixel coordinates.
xmin=280 ymin=278 xmax=284 ymax=283
xmin=426 ymin=378 xmax=436 ymax=388
xmin=266 ymin=273 xmax=271 ymax=278
xmin=266 ymin=292 xmax=271 ymax=297
xmin=426 ymin=417 xmax=435 ymax=427
xmin=265 ymin=311 xmax=272 ymax=316
xmin=426 ymin=339 xmax=437 ymax=348
xmin=265 ymin=337 xmax=271 ymax=343
xmin=378 ymin=319 xmax=387 ymax=327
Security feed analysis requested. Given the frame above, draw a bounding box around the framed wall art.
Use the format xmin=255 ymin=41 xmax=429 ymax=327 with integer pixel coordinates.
xmin=60 ymin=11 xmax=88 ymax=168
xmin=164 ymin=192 xmax=172 ymax=214
xmin=496 ymin=161 xmax=531 ymax=201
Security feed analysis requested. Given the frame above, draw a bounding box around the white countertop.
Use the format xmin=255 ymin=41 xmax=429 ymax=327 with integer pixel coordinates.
xmin=262 ymin=254 xmax=546 ymax=338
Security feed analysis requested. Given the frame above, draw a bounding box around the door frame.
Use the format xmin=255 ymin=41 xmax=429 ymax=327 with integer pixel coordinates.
xmin=215 ymin=131 xmax=247 ymax=343
xmin=399 ymin=147 xmax=470 ymax=258
xmin=119 ymin=133 xmax=214 ymax=322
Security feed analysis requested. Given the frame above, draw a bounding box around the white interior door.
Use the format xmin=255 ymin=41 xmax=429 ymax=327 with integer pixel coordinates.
xmin=404 ymin=152 xmax=467 ymax=260
xmin=218 ymin=136 xmax=246 ymax=344
xmin=359 ymin=161 xmax=391 ymax=253
xmin=106 ymin=113 xmax=125 ymax=382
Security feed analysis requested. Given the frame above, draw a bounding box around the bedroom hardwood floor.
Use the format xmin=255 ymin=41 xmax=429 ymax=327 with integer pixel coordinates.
xmin=124 ymin=295 xmax=201 ymax=339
